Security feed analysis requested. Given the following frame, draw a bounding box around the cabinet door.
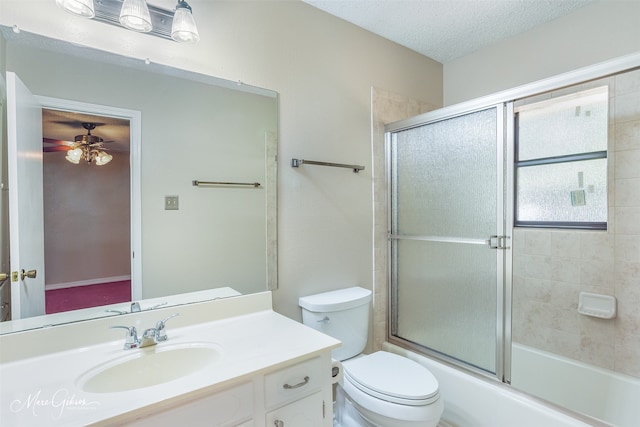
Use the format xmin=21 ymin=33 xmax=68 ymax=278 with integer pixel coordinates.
xmin=266 ymin=392 xmax=324 ymax=427
xmin=126 ymin=382 xmax=253 ymax=426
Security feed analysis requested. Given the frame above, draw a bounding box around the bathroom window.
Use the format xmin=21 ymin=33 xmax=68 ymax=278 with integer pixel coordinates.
xmin=514 ymin=86 xmax=608 ymax=229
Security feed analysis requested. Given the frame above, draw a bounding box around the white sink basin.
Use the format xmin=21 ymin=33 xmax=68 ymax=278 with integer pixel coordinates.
xmin=77 ymin=342 xmax=222 ymax=393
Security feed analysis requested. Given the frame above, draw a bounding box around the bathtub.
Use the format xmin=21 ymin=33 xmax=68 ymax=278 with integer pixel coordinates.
xmin=383 ymin=342 xmax=604 ymax=427
xmin=511 ymin=343 xmax=640 ymax=427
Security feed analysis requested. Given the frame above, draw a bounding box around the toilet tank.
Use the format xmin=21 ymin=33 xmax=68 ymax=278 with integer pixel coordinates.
xmin=298 ymin=287 xmax=372 ymax=361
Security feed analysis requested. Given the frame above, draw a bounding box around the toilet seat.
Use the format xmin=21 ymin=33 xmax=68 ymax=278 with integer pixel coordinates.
xmin=342 ymin=351 xmax=440 ymax=406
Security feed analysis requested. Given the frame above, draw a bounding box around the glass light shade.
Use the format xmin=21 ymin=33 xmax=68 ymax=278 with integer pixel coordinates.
xmin=119 ymin=0 xmax=152 ymax=33
xmin=171 ymin=6 xmax=199 ymax=43
xmin=65 ymin=148 xmax=82 ymax=164
xmin=95 ymin=151 xmax=113 ymax=166
xmin=56 ymin=0 xmax=95 ymax=18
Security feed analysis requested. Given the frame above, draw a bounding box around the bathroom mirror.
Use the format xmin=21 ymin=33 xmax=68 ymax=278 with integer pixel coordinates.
xmin=0 ymin=27 xmax=278 ymax=334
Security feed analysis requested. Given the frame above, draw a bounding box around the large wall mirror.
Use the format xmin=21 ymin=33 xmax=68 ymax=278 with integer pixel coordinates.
xmin=0 ymin=27 xmax=278 ymax=334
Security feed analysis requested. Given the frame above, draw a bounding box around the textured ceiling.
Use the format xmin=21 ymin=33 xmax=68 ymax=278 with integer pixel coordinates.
xmin=303 ymin=0 xmax=596 ymax=63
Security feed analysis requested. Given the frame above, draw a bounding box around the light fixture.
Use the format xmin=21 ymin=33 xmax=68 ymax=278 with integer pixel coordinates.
xmin=119 ymin=0 xmax=152 ymax=33
xmin=64 ymin=123 xmax=113 ymax=166
xmin=95 ymin=151 xmax=114 ymax=166
xmin=56 ymin=0 xmax=95 ymax=18
xmin=171 ymin=0 xmax=199 ymax=43
xmin=54 ymin=0 xmax=199 ymax=43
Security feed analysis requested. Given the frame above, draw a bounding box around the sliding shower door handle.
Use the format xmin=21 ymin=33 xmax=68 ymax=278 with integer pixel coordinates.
xmin=487 ymin=235 xmax=509 ymax=250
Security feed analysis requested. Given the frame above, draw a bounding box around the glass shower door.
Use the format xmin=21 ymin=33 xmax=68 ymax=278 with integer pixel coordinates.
xmin=388 ymin=105 xmax=505 ymax=375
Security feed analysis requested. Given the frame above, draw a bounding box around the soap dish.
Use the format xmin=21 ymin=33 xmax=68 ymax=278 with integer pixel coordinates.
xmin=577 ymin=292 xmax=616 ymax=319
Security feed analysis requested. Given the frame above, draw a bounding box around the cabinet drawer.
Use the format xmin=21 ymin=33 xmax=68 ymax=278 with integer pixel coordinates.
xmin=264 ymin=357 xmax=323 ymax=408
xmin=266 ymin=391 xmax=324 ymax=427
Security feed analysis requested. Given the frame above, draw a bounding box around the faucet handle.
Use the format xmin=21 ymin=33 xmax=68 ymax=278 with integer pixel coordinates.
xmin=111 ymin=325 xmax=140 ymax=349
xmin=155 ymin=313 xmax=180 ymax=342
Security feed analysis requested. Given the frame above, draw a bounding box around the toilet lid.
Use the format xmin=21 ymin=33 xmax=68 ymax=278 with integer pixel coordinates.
xmin=343 ymin=351 xmax=440 ymax=406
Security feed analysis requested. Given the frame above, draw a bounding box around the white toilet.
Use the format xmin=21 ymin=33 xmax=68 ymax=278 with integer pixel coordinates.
xmin=299 ymin=287 xmax=444 ymax=427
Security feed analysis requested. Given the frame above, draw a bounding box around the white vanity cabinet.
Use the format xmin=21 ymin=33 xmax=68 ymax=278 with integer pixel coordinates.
xmin=264 ymin=356 xmax=327 ymax=427
xmin=122 ymin=354 xmax=332 ymax=427
xmin=0 ymin=295 xmax=341 ymax=427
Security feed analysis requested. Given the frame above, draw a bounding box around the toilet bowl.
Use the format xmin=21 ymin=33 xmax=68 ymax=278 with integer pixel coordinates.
xmin=299 ymin=287 xmax=443 ymax=427
xmin=340 ymin=351 xmax=443 ymax=427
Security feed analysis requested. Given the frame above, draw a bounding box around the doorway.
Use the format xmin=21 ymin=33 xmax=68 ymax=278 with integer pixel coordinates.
xmin=37 ymin=96 xmax=142 ymax=312
xmin=42 ymin=109 xmax=132 ymax=313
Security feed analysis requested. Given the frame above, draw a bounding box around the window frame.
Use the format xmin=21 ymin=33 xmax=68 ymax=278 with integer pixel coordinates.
xmin=513 ymin=105 xmax=608 ymax=231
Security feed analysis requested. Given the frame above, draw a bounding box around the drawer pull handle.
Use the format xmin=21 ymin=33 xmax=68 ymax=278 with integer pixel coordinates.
xmin=274 ymin=420 xmax=284 ymax=427
xmin=283 ymin=376 xmax=310 ymax=389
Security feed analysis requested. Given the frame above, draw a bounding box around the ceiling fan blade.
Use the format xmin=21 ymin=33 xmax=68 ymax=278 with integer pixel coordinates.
xmin=43 ymin=137 xmax=74 ymax=146
xmin=43 ymin=145 xmax=71 ymax=152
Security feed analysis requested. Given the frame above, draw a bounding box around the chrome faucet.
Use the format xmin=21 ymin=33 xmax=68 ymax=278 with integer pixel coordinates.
xmin=111 ymin=313 xmax=180 ymax=349
xmin=110 ymin=325 xmax=141 ymax=349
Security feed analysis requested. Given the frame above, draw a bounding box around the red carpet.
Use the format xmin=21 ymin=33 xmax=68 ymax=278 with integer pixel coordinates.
xmin=46 ymin=280 xmax=131 ymax=314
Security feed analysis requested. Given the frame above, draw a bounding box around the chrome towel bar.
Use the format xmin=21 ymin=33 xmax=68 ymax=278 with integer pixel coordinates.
xmin=192 ymin=180 xmax=261 ymax=188
xmin=291 ymin=158 xmax=364 ymax=173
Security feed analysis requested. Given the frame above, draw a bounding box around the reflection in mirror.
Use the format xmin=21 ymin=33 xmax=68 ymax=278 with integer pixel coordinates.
xmin=0 ymin=26 xmax=278 ymax=334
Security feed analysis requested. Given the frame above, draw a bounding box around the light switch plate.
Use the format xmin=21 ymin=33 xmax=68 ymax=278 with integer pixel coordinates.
xmin=165 ymin=195 xmax=179 ymax=210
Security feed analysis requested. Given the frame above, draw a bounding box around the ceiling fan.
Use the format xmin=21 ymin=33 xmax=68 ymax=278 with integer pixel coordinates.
xmin=43 ymin=122 xmax=114 ymax=165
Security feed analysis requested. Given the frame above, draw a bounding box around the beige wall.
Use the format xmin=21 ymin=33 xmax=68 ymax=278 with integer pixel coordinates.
xmin=0 ymin=1 xmax=443 ymax=320
xmin=43 ymin=150 xmax=131 ymax=286
xmin=512 ymin=69 xmax=640 ymax=378
xmin=444 ymin=1 xmax=640 ymax=106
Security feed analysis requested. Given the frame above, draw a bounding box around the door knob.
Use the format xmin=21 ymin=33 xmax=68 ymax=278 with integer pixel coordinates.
xmin=0 ymin=272 xmax=8 ymax=282
xmin=20 ymin=269 xmax=37 ymax=280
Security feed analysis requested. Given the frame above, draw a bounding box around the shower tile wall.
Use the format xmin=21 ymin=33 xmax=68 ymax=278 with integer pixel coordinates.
xmin=512 ymin=69 xmax=640 ymax=378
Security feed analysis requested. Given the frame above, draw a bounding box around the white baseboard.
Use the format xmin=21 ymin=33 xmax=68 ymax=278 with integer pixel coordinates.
xmin=45 ymin=276 xmax=131 ymax=291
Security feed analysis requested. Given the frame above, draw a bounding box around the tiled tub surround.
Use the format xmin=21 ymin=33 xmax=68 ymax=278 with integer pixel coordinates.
xmin=512 ymin=68 xmax=640 ymax=379
xmin=371 ymin=69 xmax=640 ymax=426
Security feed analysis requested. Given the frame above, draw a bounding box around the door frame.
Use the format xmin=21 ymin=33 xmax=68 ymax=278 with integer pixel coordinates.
xmin=37 ymin=96 xmax=143 ymax=301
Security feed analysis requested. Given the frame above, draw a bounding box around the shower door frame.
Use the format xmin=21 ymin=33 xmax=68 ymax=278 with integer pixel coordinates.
xmin=383 ymin=52 xmax=640 ymax=385
xmin=385 ymin=103 xmax=512 ymax=382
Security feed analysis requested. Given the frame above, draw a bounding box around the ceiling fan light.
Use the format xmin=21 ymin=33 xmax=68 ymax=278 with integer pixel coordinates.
xmin=119 ymin=0 xmax=152 ymax=33
xmin=171 ymin=0 xmax=199 ymax=43
xmin=95 ymin=151 xmax=113 ymax=166
xmin=65 ymin=148 xmax=83 ymax=164
xmin=56 ymin=0 xmax=95 ymax=18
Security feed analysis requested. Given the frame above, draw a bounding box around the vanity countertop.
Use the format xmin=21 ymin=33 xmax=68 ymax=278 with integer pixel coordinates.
xmin=0 ymin=304 xmax=340 ymax=426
